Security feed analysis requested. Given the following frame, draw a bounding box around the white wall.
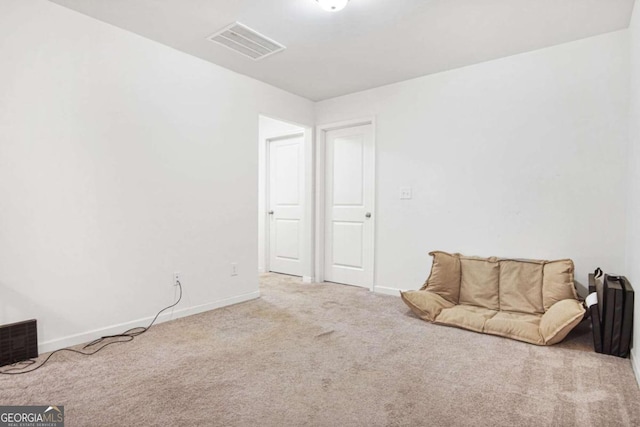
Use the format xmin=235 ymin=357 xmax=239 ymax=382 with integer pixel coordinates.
xmin=0 ymin=0 xmax=314 ymax=352
xmin=258 ymin=116 xmax=305 ymax=273
xmin=626 ymin=0 xmax=640 ymax=383
xmin=316 ymin=31 xmax=630 ymax=296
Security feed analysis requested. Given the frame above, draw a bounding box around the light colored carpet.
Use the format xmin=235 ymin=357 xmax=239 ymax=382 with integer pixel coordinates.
xmin=2 ymin=273 xmax=639 ymax=426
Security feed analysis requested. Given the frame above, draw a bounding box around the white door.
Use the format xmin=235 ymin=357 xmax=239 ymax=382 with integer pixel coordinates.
xmin=268 ymin=134 xmax=304 ymax=276
xmin=324 ymin=124 xmax=375 ymax=288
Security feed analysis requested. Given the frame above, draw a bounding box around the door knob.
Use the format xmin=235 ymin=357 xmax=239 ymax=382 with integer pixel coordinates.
xmin=365 ymin=212 xmax=372 ymax=218
xmin=268 ymin=210 xmax=274 ymax=215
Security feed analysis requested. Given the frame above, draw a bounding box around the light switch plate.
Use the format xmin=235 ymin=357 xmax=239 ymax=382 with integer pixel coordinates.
xmin=400 ymin=187 xmax=412 ymax=200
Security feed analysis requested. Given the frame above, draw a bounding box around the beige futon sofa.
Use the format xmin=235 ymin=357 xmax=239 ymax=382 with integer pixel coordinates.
xmin=401 ymin=251 xmax=585 ymax=345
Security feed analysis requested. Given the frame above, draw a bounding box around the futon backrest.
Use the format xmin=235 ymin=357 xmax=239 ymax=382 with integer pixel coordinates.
xmin=422 ymin=251 xmax=578 ymax=314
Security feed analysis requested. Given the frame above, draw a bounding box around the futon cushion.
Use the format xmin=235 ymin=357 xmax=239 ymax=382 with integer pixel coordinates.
xmin=459 ymin=257 xmax=500 ymax=310
xmin=401 ymin=251 xmax=585 ymax=346
xmin=435 ymin=305 xmax=497 ymax=333
xmin=542 ymin=260 xmax=578 ymax=311
xmin=400 ymin=290 xmax=454 ymax=322
xmin=498 ymin=260 xmax=545 ymax=314
xmin=484 ymin=311 xmax=544 ymax=345
xmin=421 ymin=251 xmax=461 ymax=304
xmin=539 ymin=299 xmax=585 ymax=345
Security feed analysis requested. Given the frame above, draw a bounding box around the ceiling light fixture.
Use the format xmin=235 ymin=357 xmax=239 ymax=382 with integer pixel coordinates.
xmin=315 ymin=0 xmax=349 ymax=12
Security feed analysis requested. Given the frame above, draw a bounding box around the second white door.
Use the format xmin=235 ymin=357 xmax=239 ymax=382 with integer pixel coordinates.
xmin=268 ymin=134 xmax=305 ymax=276
xmin=324 ymin=124 xmax=375 ymax=288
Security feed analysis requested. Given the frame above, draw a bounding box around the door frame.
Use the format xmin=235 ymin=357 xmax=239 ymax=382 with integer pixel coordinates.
xmin=258 ymin=114 xmax=315 ymax=283
xmin=263 ymin=131 xmax=305 ymax=275
xmin=315 ymin=117 xmax=376 ymax=290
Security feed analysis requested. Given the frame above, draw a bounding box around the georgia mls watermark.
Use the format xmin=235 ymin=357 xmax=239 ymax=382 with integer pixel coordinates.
xmin=0 ymin=406 xmax=64 ymax=427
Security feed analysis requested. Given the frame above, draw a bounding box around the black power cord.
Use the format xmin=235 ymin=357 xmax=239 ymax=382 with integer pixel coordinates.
xmin=0 ymin=281 xmax=182 ymax=375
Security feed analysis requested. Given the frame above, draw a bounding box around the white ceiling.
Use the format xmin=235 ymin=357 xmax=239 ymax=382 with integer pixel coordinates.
xmin=49 ymin=0 xmax=635 ymax=101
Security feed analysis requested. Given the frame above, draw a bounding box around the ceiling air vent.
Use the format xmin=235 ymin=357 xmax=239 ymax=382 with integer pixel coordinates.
xmin=207 ymin=22 xmax=285 ymax=61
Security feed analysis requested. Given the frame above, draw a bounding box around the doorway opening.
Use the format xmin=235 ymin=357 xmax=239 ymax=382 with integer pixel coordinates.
xmin=258 ymin=115 xmax=314 ymax=282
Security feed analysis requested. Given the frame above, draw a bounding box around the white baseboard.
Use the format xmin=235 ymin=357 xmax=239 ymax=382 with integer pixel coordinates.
xmin=632 ymin=350 xmax=640 ymax=389
xmin=374 ymin=286 xmax=403 ymax=297
xmin=302 ymin=276 xmax=314 ymax=283
xmin=38 ymin=290 xmax=261 ymax=354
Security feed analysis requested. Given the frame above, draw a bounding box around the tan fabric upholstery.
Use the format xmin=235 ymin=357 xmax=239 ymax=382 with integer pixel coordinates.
xmin=539 ymin=299 xmax=585 ymax=345
xmin=436 ymin=305 xmax=497 ymax=333
xmin=420 ymin=251 xmax=461 ymax=304
xmin=459 ymin=257 xmax=500 ymax=310
xmin=484 ymin=311 xmax=543 ymax=345
xmin=542 ymin=260 xmax=578 ymax=311
xmin=401 ymin=251 xmax=585 ymax=346
xmin=499 ymin=260 xmax=544 ymax=314
xmin=400 ymin=290 xmax=454 ymax=322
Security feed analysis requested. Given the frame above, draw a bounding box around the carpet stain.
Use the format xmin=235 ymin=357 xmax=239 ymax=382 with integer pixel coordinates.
xmin=321 ymin=300 xmax=342 ymax=308
xmin=316 ymin=330 xmax=335 ymax=338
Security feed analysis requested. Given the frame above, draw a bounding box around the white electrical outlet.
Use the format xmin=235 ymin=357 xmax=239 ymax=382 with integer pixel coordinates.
xmin=173 ymin=272 xmax=181 ymax=286
xmin=230 ymin=263 xmax=238 ymax=276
